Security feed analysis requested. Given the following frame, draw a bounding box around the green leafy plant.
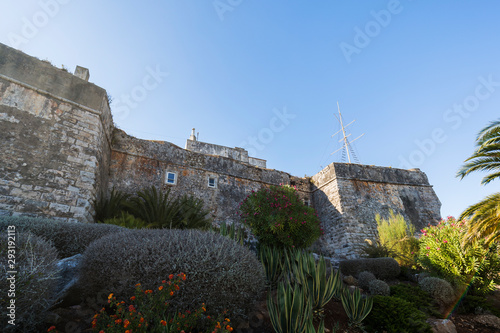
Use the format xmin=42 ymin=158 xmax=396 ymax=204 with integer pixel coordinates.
xmin=103 ymin=211 xmax=151 ymax=229
xmin=94 ymin=187 xmax=130 ymax=222
xmin=364 ymin=296 xmax=432 ymax=333
xmin=340 ymin=288 xmax=373 ymax=328
xmin=291 ymin=252 xmax=343 ymax=313
xmin=360 ymin=238 xmax=396 ymax=258
xmin=418 ymin=216 xmax=500 ymax=295
xmin=267 ymin=282 xmax=312 ymax=333
xmin=239 ymin=185 xmax=323 ymax=249
xmin=90 ymin=273 xmax=234 ymax=333
xmin=376 ymin=210 xmax=420 ymax=267
xmin=390 ymin=283 xmax=440 ymax=317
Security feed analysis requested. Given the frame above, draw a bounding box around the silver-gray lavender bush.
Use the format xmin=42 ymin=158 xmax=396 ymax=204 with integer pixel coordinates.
xmin=78 ymin=229 xmax=266 ymax=320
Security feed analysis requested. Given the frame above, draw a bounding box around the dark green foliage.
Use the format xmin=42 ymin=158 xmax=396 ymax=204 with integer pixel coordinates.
xmin=339 ymin=257 xmax=401 ymax=280
xmin=390 ymin=283 xmax=440 ymax=317
xmin=360 ymin=239 xmax=395 ymax=258
xmin=102 ymin=211 xmax=151 ymax=229
xmin=0 ymin=232 xmax=59 ymax=332
xmin=364 ymin=296 xmax=432 ymax=333
xmin=239 ymin=185 xmax=323 ymax=249
xmin=174 ymin=194 xmax=212 ymax=230
xmin=94 ymin=187 xmax=130 ymax=222
xmin=78 ymin=229 xmax=265 ymax=320
xmin=126 ymin=186 xmax=211 ymax=230
xmin=457 ymin=295 xmax=500 ymax=317
xmin=0 ymin=216 xmax=126 ymax=258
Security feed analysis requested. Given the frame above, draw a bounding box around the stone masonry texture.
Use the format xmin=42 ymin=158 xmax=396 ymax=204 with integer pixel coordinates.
xmin=0 ymin=43 xmax=441 ymax=258
xmin=0 ymin=43 xmax=113 ymax=223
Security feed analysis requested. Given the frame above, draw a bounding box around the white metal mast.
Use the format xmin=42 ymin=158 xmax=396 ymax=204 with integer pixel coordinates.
xmin=331 ymin=101 xmax=364 ymax=164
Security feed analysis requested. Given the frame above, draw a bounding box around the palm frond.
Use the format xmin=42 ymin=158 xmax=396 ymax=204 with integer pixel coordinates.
xmin=460 ymin=193 xmax=500 ymax=246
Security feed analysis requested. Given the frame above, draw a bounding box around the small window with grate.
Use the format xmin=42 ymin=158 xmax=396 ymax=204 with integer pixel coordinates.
xmin=208 ymin=176 xmax=217 ymax=188
xmin=165 ymin=172 xmax=177 ymax=185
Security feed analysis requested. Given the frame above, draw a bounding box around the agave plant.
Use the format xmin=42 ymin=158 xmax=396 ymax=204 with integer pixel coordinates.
xmin=267 ymin=282 xmax=312 ymax=333
xmin=214 ymin=221 xmax=246 ymax=244
xmin=341 ymin=287 xmax=373 ymax=328
xmin=291 ymin=252 xmax=343 ymax=312
xmin=259 ymin=244 xmax=286 ymax=287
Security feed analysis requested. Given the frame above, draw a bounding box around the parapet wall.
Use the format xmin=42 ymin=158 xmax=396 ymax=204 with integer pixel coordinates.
xmin=311 ymin=163 xmax=441 ymax=258
xmin=110 ymin=129 xmax=309 ymax=224
xmin=0 ymin=43 xmax=113 ymax=222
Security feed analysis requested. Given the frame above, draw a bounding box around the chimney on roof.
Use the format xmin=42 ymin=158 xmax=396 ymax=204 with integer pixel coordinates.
xmin=74 ymin=66 xmax=90 ymax=81
xmin=189 ymin=128 xmax=197 ymax=141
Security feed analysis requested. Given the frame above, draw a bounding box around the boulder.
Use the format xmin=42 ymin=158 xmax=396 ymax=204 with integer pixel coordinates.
xmin=426 ymin=319 xmax=457 ymax=333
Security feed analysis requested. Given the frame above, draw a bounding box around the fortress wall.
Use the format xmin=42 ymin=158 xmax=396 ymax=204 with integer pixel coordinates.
xmin=0 ymin=44 xmax=113 ymax=222
xmin=110 ymin=129 xmax=311 ymax=224
xmin=312 ymin=163 xmax=441 ymax=259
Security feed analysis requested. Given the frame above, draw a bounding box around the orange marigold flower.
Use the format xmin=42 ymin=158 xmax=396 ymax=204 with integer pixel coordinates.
xmin=135 ymin=283 xmax=141 ymax=287
xmin=161 ymin=320 xmax=167 ymax=326
xmin=100 ymin=331 xmax=105 ymax=333
xmin=140 ymin=317 xmax=145 ymax=323
xmin=175 ymin=285 xmax=180 ymax=290
xmin=207 ymin=315 xmax=211 ymax=319
xmin=170 ymin=291 xmax=174 ymax=296
xmin=47 ymin=326 xmax=56 ymax=332
xmin=129 ymin=305 xmax=136 ymax=312
xmin=130 ymin=296 xmax=136 ymax=301
xmin=225 ymin=318 xmax=230 ymax=322
xmin=115 ymin=319 xmax=122 ymax=324
xmin=169 ymin=274 xmax=174 ymax=280
xmin=124 ymin=319 xmax=130 ymax=328
xmin=162 ymin=280 xmax=167 ymax=284
xmin=125 ymin=331 xmax=131 ymax=333
xmin=181 ymin=273 xmax=186 ymax=281
xmin=145 ymin=289 xmax=153 ymax=294
xmin=216 ymin=322 xmax=221 ymax=329
xmin=226 ymin=325 xmax=233 ymax=332
xmin=159 ymin=286 xmax=164 ymax=291
xmin=108 ymin=293 xmax=114 ymax=300
xmin=202 ymin=307 xmax=206 ymax=312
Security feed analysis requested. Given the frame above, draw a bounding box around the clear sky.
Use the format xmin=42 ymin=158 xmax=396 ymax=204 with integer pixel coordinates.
xmin=1 ymin=0 xmax=499 ymax=218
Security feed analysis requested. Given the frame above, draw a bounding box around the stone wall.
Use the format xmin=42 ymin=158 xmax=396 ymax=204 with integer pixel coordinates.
xmin=311 ymin=163 xmax=441 ymax=258
xmin=0 ymin=43 xmax=113 ymax=222
xmin=110 ymin=129 xmax=309 ymax=224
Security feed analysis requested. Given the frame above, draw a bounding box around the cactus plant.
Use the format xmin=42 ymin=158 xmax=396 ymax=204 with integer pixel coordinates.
xmin=259 ymin=244 xmax=286 ymax=287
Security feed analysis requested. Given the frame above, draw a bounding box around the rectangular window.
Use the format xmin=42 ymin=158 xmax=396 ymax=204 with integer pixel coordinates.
xmin=165 ymin=172 xmax=177 ymax=185
xmin=208 ymin=176 xmax=217 ymax=188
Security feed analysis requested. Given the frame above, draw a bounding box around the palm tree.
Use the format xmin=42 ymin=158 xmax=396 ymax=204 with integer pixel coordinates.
xmin=457 ymin=119 xmax=500 ymax=245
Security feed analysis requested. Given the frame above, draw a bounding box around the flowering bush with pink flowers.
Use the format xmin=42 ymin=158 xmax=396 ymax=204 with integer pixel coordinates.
xmin=239 ymin=185 xmax=323 ymax=249
xmin=418 ymin=216 xmax=500 ymax=295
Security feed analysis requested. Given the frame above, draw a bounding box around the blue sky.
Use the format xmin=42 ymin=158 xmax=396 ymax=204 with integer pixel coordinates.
xmin=1 ymin=0 xmax=499 ymax=218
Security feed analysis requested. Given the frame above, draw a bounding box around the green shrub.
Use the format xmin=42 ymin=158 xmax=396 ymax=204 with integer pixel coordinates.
xmin=102 ymin=211 xmax=151 ymax=229
xmin=0 ymin=216 xmax=126 ymax=258
xmin=357 ymin=271 xmax=376 ymax=290
xmin=418 ymin=216 xmax=500 ymax=295
xmin=0 ymin=232 xmax=60 ymax=332
xmin=360 ymin=238 xmax=395 ymax=258
xmin=376 ymin=210 xmax=420 ymax=267
xmin=126 ymin=187 xmax=211 ymax=230
xmin=368 ymin=279 xmax=390 ymax=296
xmin=390 ymin=283 xmax=439 ymax=317
xmin=239 ymin=185 xmax=322 ymax=249
xmin=94 ymin=187 xmax=130 ymax=222
xmin=339 ymin=257 xmax=400 ymax=280
xmin=418 ymin=277 xmax=455 ymax=307
xmin=364 ymin=296 xmax=432 ymax=333
xmin=77 ymin=229 xmax=265 ymax=320
xmin=457 ymin=295 xmax=500 ymax=317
